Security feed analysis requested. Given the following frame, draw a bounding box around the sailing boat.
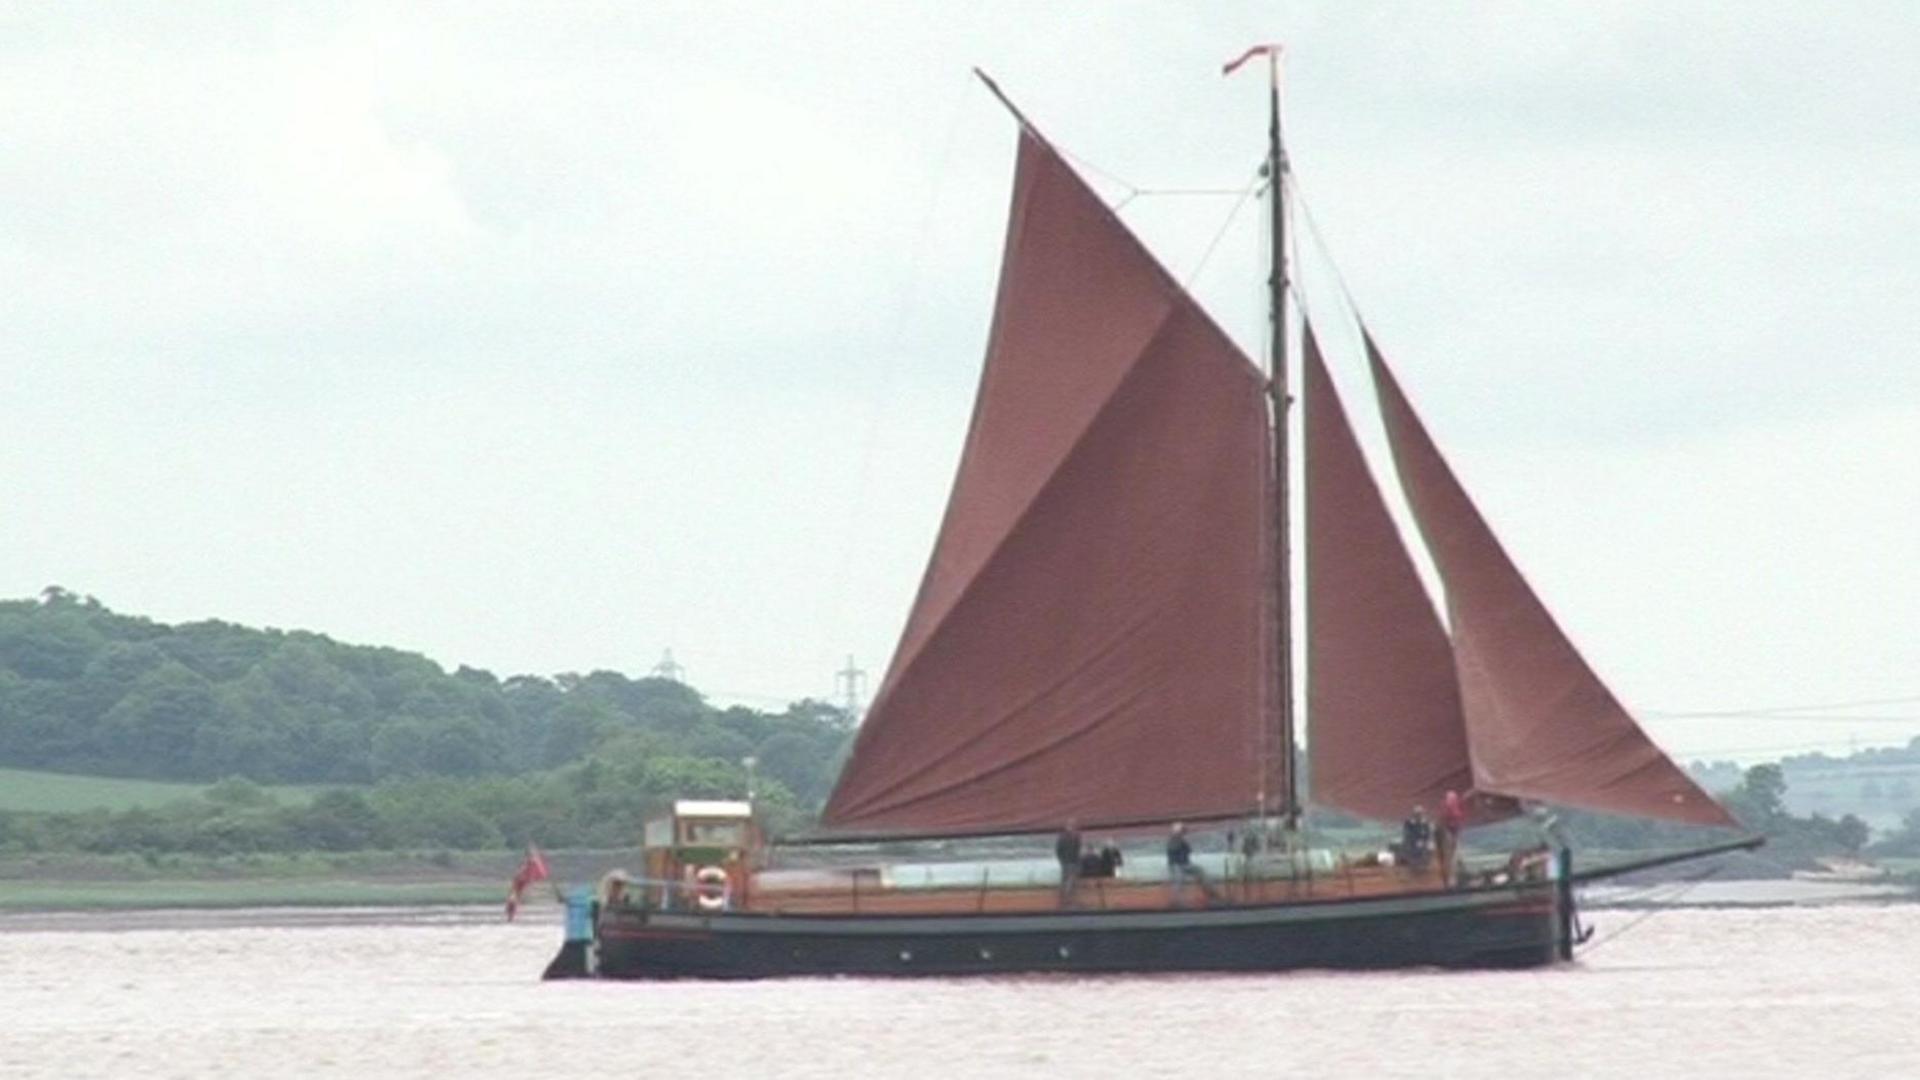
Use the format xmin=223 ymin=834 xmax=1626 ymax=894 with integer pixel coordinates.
xmin=552 ymin=59 xmax=1758 ymax=980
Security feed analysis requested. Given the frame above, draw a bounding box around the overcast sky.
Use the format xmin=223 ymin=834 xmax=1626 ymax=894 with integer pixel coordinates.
xmin=4 ymin=4 xmax=1917 ymax=763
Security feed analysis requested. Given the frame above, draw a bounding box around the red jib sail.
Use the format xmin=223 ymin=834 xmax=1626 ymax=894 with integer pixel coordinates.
xmin=1365 ymin=333 xmax=1736 ymax=828
xmin=820 ymin=128 xmax=1274 ymax=835
xmin=1303 ymin=326 xmax=1478 ymax=822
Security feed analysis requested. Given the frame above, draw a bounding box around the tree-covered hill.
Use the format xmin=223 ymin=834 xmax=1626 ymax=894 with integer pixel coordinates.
xmin=0 ymin=588 xmax=851 ymax=811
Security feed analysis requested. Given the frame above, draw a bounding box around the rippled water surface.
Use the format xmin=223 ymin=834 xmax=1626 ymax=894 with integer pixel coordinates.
xmin=4 ymin=902 xmax=1917 ymax=1078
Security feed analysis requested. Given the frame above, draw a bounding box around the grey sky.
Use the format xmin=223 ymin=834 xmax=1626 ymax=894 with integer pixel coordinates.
xmin=4 ymin=4 xmax=1916 ymax=763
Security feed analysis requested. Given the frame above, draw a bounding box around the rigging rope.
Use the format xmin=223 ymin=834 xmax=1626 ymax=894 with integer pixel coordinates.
xmin=1578 ymin=862 xmax=1728 ymax=955
xmin=1054 ymin=143 xmax=1139 ymax=196
xmin=1182 ymin=171 xmax=1264 ymax=288
xmin=1286 ymin=178 xmax=1373 ymax=337
xmin=826 ymin=71 xmax=977 ymax=705
xmin=1055 ymin=141 xmax=1249 ymax=214
xmin=1114 ymin=186 xmax=1256 ymax=214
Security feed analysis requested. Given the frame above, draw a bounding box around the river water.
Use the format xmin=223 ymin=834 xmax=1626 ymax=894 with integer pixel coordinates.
xmin=3 ymin=899 xmax=1916 ymax=1078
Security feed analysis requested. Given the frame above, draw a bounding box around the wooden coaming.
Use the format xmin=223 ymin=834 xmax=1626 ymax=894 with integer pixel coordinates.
xmin=737 ymin=861 xmax=1459 ymax=917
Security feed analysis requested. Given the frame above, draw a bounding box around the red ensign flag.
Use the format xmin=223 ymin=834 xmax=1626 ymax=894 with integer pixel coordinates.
xmin=1222 ymin=44 xmax=1279 ymax=77
xmin=505 ymin=845 xmax=550 ymax=921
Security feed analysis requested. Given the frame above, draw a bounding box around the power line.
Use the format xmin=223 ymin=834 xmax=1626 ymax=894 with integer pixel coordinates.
xmin=1648 ymin=692 xmax=1920 ymax=718
xmin=1672 ymin=737 xmax=1913 ymax=760
xmin=1652 ymin=712 xmax=1920 ymax=725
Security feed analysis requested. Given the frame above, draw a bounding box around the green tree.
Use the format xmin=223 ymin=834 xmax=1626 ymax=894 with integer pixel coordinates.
xmin=640 ymin=755 xmax=746 ymax=801
xmin=1835 ymin=813 xmax=1870 ymax=856
xmin=756 ymin=730 xmax=831 ymax=807
xmin=1724 ymin=764 xmax=1788 ymax=830
xmin=370 ymin=716 xmax=501 ymax=780
xmin=687 ymin=721 xmax=753 ymax=765
xmin=286 ymin=790 xmax=386 ymax=851
xmin=96 ymin=662 xmax=219 ymax=777
xmin=540 ymin=699 xmax=621 ymax=768
xmin=1869 ymin=808 xmax=1920 ymax=858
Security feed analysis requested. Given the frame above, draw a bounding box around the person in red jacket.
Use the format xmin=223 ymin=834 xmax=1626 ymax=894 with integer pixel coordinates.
xmin=1438 ymin=790 xmax=1467 ymax=888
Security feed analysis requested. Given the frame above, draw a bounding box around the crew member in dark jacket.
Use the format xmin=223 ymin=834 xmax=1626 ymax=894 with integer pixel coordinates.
xmin=1167 ymin=821 xmax=1198 ymax=906
xmin=1055 ymin=820 xmax=1082 ymax=902
xmin=1079 ymin=839 xmax=1125 ymax=879
xmin=1400 ymin=806 xmax=1433 ymax=870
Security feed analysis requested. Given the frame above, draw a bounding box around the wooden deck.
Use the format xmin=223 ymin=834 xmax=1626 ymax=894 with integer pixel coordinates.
xmin=736 ymin=860 xmax=1459 ymax=917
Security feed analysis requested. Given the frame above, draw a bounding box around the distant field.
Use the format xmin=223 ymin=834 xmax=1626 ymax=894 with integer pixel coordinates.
xmin=0 ymin=849 xmax=626 ymax=911
xmin=0 ymin=767 xmax=327 ymax=813
xmin=1786 ymin=762 xmax=1920 ymax=833
xmin=0 ymin=879 xmax=502 ymax=910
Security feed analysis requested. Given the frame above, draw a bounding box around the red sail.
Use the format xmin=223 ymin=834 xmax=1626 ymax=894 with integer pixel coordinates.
xmin=1366 ymin=334 xmax=1736 ymax=828
xmin=820 ymin=129 xmax=1273 ymax=835
xmin=1303 ymin=327 xmax=1478 ymax=822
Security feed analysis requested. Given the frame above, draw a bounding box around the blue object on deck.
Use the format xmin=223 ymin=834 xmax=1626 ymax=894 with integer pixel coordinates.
xmin=563 ymin=887 xmax=593 ymax=942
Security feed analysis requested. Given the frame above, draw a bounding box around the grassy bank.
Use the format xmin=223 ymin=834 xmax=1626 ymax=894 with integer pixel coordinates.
xmin=0 ymin=766 xmax=326 ymax=812
xmin=1877 ymin=856 xmax=1920 ymax=886
xmin=0 ymin=849 xmax=637 ymax=912
xmin=0 ymin=879 xmax=504 ymax=910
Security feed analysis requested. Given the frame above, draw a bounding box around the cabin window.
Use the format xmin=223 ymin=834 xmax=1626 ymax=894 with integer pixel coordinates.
xmin=682 ymin=821 xmax=746 ymax=847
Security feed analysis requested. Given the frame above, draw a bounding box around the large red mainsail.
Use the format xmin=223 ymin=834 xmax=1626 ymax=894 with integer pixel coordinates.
xmin=820 ymin=129 xmax=1273 ymax=835
xmin=1365 ymin=334 xmax=1736 ymax=828
xmin=1302 ymin=327 xmax=1476 ymax=822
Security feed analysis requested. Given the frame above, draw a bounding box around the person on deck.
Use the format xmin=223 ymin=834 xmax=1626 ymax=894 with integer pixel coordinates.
xmin=1079 ymin=839 xmax=1124 ymax=880
xmin=1055 ymin=819 xmax=1082 ymax=902
xmin=1400 ymin=806 xmax=1433 ymax=871
xmin=1438 ymin=790 xmax=1467 ymax=887
xmin=1166 ymin=822 xmax=1201 ymax=906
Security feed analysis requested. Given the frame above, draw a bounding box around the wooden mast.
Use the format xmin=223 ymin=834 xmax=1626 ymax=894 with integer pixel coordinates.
xmin=1264 ymin=49 xmax=1299 ymax=830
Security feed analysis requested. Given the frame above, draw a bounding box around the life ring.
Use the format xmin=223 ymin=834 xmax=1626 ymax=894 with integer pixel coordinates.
xmin=693 ymin=865 xmax=730 ymax=912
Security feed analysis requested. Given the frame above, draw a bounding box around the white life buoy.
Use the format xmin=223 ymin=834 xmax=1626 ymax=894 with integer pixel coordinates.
xmin=693 ymin=865 xmax=730 ymax=912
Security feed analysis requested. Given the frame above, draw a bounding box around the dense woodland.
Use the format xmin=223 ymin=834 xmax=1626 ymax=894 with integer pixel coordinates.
xmin=1 ymin=589 xmax=1910 ymax=865
xmin=0 ymin=589 xmax=851 ymax=852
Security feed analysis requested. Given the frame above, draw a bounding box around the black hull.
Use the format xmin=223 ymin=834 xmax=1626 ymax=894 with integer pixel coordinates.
xmin=578 ymin=879 xmax=1566 ymax=980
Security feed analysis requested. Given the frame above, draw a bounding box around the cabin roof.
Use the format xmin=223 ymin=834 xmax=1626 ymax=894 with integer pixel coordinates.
xmin=672 ymin=799 xmax=752 ymax=819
